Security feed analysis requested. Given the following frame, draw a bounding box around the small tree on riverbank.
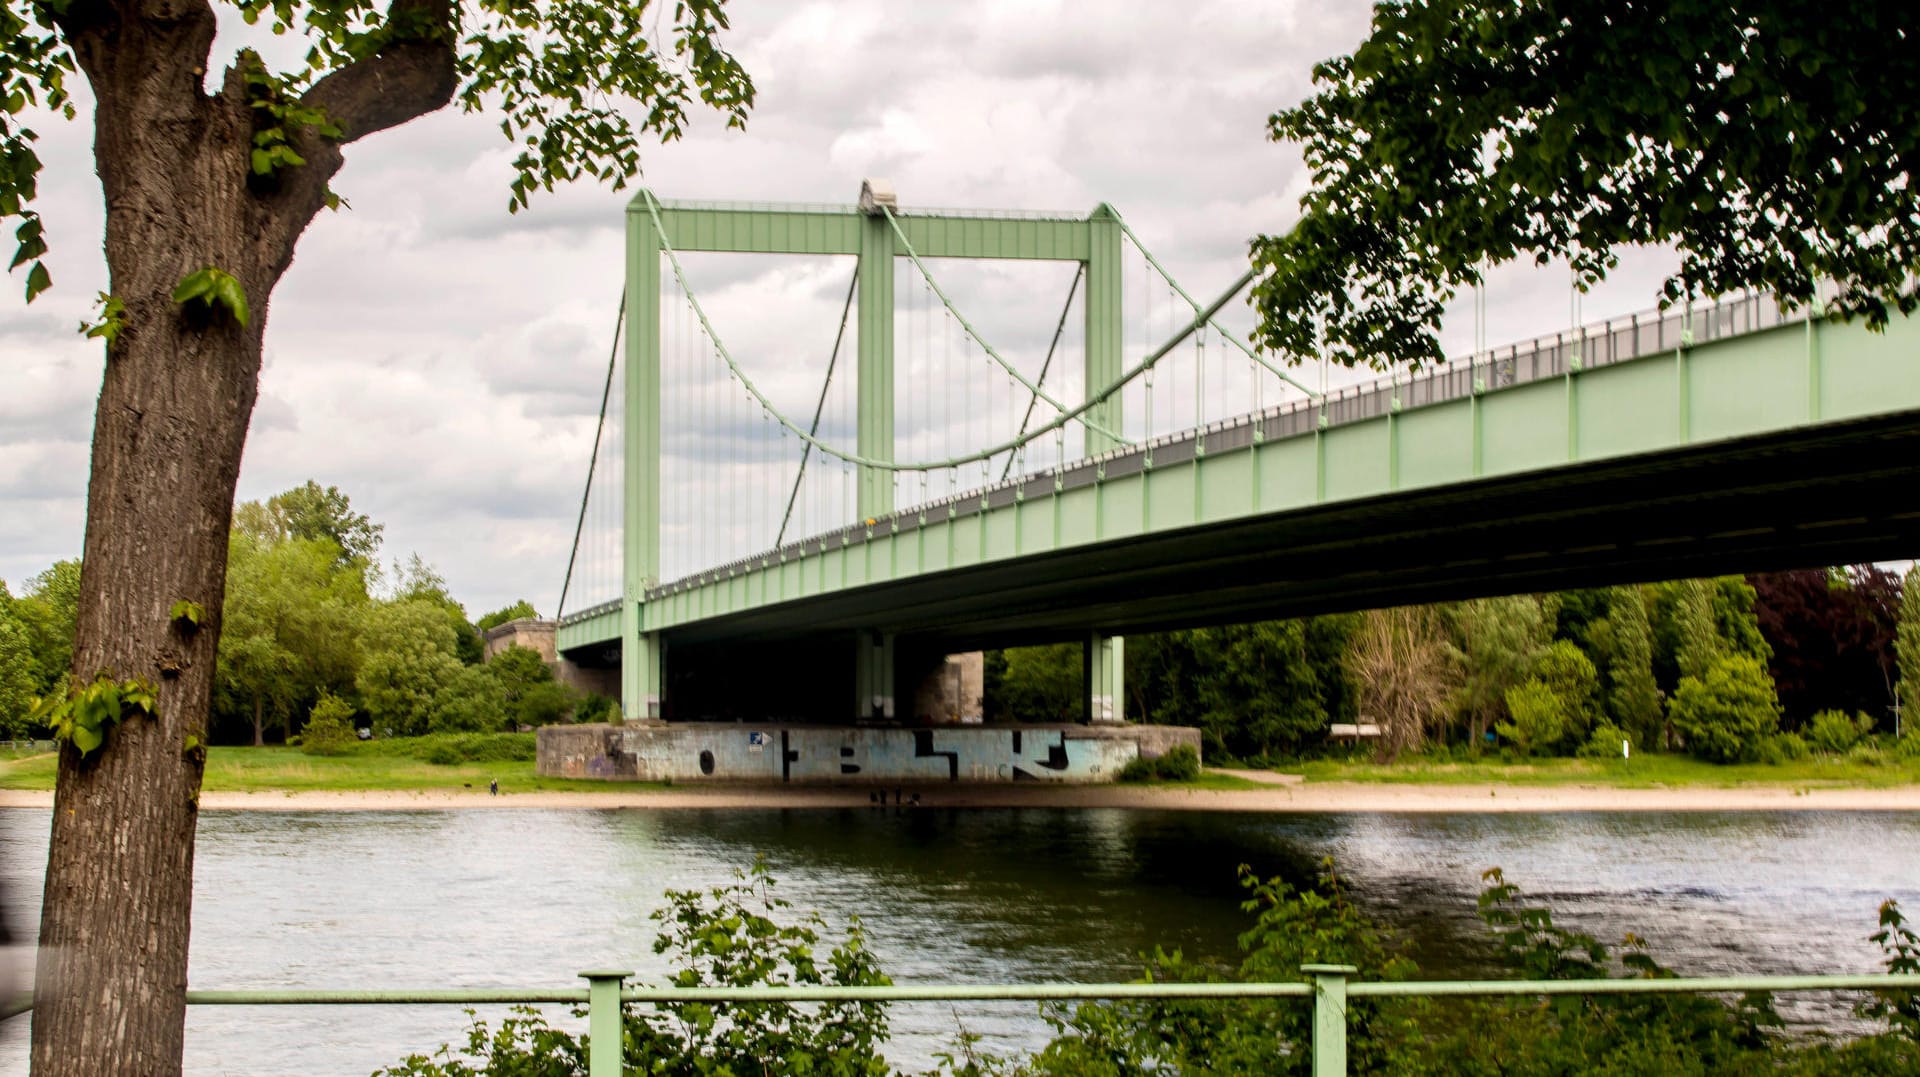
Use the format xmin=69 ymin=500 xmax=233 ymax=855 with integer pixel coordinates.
xmin=1346 ymin=605 xmax=1455 ymax=762
xmin=1900 ymin=565 xmax=1920 ymax=739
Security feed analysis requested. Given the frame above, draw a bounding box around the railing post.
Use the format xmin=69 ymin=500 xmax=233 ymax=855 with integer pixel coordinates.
xmin=1303 ymin=963 xmax=1357 ymax=1077
xmin=580 ymin=969 xmax=631 ymax=1077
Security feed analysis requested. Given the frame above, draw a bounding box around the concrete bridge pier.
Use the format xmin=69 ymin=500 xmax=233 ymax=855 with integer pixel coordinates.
xmin=1085 ymin=632 xmax=1124 ymax=724
xmin=854 ymin=630 xmax=896 ymax=721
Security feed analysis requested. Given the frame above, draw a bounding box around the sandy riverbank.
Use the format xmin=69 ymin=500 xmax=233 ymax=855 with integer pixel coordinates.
xmin=3 ymin=775 xmax=1918 ymax=813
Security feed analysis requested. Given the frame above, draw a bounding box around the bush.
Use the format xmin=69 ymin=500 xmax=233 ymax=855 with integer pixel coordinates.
xmin=1808 ymin=709 xmax=1874 ymax=754
xmin=1497 ymin=679 xmax=1567 ymax=756
xmin=300 ymin=693 xmax=357 ymax=756
xmin=350 ymin=732 xmax=535 ymax=765
xmin=574 ymin=693 xmax=616 ymax=724
xmin=1119 ymin=744 xmax=1202 ymax=782
xmin=1848 ymin=739 xmax=1890 ymax=766
xmin=1575 ymin=723 xmax=1632 ymax=760
xmin=1669 ymin=654 xmax=1781 ymax=763
xmin=378 ymin=861 xmax=890 ymax=1077
xmin=1758 ymin=731 xmax=1811 ymax=764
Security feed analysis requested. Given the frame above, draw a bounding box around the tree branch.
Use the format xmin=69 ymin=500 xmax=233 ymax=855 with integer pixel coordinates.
xmin=301 ymin=0 xmax=457 ymax=145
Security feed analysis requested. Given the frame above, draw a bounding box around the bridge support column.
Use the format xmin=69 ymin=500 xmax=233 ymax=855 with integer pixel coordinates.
xmin=1084 ymin=204 xmax=1124 ymax=455
xmin=855 ymin=631 xmax=896 ymax=721
xmin=623 ymin=195 xmax=664 ymax=724
xmin=620 ymin=627 xmax=662 ymax=721
xmin=856 ymin=201 xmax=895 ymax=519
xmin=1085 ymin=632 xmax=1124 ymax=724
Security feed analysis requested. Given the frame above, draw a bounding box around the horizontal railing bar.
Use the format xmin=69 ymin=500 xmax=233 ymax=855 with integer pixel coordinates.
xmin=181 ymin=989 xmax=591 ymax=1006
xmin=10 ymin=971 xmax=1917 ymax=1018
xmin=1350 ymin=973 xmax=1920 ymax=998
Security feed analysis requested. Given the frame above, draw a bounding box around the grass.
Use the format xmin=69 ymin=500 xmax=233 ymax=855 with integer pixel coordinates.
xmin=0 ymin=741 xmax=658 ymax=795
xmin=1284 ymin=751 xmax=1920 ymax=789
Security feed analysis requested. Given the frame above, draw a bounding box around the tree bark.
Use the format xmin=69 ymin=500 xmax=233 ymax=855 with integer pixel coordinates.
xmin=31 ymin=3 xmax=455 ymax=1072
xmin=252 ymin=696 xmax=264 ymax=747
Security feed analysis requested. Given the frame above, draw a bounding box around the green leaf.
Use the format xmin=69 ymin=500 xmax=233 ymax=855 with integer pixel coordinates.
xmin=170 ymin=599 xmax=205 ymax=627
xmin=172 ymin=268 xmax=218 ymax=304
xmin=70 ymin=723 xmax=102 ymax=754
xmin=24 ymin=261 xmax=51 ymax=302
xmin=172 ymin=267 xmax=249 ymax=327
xmin=212 ymin=274 xmax=250 ymax=327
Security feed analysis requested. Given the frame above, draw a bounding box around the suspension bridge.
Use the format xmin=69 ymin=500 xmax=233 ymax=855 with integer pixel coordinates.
xmin=549 ymin=183 xmax=1920 ymax=739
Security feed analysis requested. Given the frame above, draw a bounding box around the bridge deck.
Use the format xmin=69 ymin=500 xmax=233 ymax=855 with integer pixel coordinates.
xmin=560 ymin=296 xmax=1920 ymax=654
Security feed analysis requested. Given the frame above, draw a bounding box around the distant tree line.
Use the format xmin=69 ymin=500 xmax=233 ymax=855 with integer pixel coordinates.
xmin=987 ymin=565 xmax=1920 ymax=765
xmin=0 ymin=481 xmax=585 ymax=745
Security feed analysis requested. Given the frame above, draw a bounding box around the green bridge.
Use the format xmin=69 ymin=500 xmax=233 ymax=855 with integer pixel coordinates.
xmin=554 ymin=188 xmax=1920 ymax=725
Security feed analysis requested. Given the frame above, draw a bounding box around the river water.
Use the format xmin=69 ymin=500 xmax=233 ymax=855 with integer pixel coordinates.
xmin=0 ymin=806 xmax=1916 ymax=1074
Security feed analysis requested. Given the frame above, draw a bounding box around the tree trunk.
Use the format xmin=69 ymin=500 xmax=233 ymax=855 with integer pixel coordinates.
xmin=30 ymin=5 xmax=453 ymax=1071
xmin=253 ymin=696 xmax=265 ymax=747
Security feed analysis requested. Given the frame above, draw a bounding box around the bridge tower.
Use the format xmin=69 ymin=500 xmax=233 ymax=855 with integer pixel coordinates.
xmin=619 ymin=184 xmax=1130 ymax=724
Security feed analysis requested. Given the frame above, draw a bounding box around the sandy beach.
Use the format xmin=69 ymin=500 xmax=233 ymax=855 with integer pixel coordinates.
xmin=3 ymin=774 xmax=1917 ymax=813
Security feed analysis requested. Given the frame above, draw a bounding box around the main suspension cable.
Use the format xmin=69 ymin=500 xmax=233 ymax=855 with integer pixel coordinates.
xmin=557 ymin=292 xmax=625 ymax=618
xmin=776 ymin=266 xmax=859 ymax=545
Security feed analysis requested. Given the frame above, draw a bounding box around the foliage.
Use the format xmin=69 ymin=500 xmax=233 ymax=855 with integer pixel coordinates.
xmin=1498 ymin=679 xmax=1567 ymax=757
xmin=1900 ymin=565 xmax=1920 ymax=740
xmin=1447 ymin=594 xmax=1547 ymax=748
xmin=1126 ymin=615 xmax=1356 ymax=759
xmin=418 ymin=732 xmax=534 ymax=766
xmin=428 ymin=666 xmax=501 ymax=734
xmin=11 ymin=558 xmax=79 ymax=694
xmin=475 ymin=601 xmax=539 ymax=633
xmin=1758 ymin=731 xmax=1810 ymax=765
xmin=234 ymin=480 xmax=384 ymax=566
xmin=1532 ymin=641 xmax=1600 ymax=740
xmin=1670 ymin=654 xmax=1782 ymax=764
xmin=357 ymin=598 xmax=464 ymax=737
xmin=36 ymin=674 xmax=157 ymax=757
xmin=299 ymin=693 xmax=356 ymax=756
xmin=0 ymin=585 xmax=40 ymax=738
xmin=1864 ymin=899 xmax=1920 ymax=1041
xmin=573 ymin=693 xmax=616 ymax=725
xmin=378 ymin=860 xmax=889 ymax=1077
xmin=1750 ymin=567 xmax=1901 ymax=729
xmin=389 ymin=555 xmax=484 ymax=665
xmin=1027 ymin=862 xmax=1416 ymax=1077
xmin=216 ymin=530 xmax=369 ymax=745
xmin=1807 ymin=710 xmax=1875 ymax=755
xmin=1575 ymin=723 xmax=1632 ymax=761
xmin=996 ymin=643 xmax=1081 ymax=722
xmin=170 ymin=265 xmax=249 ymax=327
xmin=1345 ymin=605 xmax=1455 ymax=762
xmin=1117 ymin=744 xmax=1202 ymax=783
xmin=1606 ymin=585 xmax=1663 ymax=748
xmin=1250 ymin=0 xmax=1920 ymax=372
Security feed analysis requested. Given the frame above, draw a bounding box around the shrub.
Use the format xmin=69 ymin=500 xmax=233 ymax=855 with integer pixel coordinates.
xmin=1118 ymin=744 xmax=1202 ymax=782
xmin=300 ymin=693 xmax=357 ymax=756
xmin=1758 ymin=731 xmax=1811 ymax=764
xmin=1669 ymin=654 xmax=1781 ymax=763
xmin=1808 ymin=709 xmax=1874 ymax=754
xmin=1848 ymin=739 xmax=1890 ymax=767
xmin=1497 ymin=679 xmax=1567 ymax=756
xmin=1575 ymin=723 xmax=1632 ymax=760
xmin=574 ymin=693 xmax=616 ymax=724
xmin=378 ymin=861 xmax=891 ymax=1077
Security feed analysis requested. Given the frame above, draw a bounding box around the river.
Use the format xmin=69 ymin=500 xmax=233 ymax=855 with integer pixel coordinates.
xmin=0 ymin=806 xmax=1915 ymax=1074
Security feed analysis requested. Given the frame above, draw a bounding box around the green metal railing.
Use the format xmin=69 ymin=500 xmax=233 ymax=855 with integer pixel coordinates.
xmin=6 ymin=967 xmax=1918 ymax=1076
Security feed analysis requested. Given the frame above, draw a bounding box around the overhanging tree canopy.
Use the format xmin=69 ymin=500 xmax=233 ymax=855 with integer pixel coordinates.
xmin=1253 ymin=0 xmax=1919 ymax=370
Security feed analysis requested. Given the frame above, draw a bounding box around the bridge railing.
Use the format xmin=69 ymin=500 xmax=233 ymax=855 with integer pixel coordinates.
xmin=7 ymin=965 xmax=1915 ymax=1076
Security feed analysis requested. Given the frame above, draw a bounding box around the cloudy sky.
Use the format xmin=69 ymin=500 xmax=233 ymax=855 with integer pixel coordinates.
xmin=0 ymin=0 xmax=1688 ymax=618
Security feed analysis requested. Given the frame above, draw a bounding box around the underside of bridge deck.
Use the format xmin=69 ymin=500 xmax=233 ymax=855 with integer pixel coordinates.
xmin=649 ymin=411 xmax=1920 ymax=657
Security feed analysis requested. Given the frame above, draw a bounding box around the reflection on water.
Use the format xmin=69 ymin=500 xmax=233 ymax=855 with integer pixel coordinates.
xmin=0 ymin=807 xmax=1916 ymax=1075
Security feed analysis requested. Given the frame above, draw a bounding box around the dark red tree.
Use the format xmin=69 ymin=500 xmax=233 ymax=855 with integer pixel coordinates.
xmin=1749 ymin=566 xmax=1900 ymax=729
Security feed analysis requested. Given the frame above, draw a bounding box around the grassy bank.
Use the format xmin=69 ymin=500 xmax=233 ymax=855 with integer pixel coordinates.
xmin=0 ymin=735 xmax=640 ymax=795
xmin=1285 ymin=751 xmax=1920 ymax=789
